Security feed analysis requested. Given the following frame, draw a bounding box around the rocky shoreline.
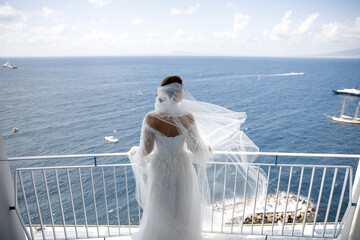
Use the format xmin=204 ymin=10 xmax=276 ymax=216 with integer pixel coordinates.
xmin=212 ymin=193 xmax=315 ymax=225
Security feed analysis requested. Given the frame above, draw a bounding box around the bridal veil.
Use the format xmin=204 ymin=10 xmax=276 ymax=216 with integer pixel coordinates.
xmin=130 ymin=82 xmax=267 ymax=232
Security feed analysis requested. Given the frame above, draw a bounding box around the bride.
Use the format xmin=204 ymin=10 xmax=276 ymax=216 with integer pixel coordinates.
xmin=129 ymin=76 xmax=265 ymax=240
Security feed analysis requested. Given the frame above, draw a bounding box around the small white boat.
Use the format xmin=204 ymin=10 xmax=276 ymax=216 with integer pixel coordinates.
xmin=333 ymin=87 xmax=360 ymax=96
xmin=105 ymin=136 xmax=119 ymax=143
xmin=325 ymin=99 xmax=360 ymax=124
xmin=2 ymin=61 xmax=18 ymax=69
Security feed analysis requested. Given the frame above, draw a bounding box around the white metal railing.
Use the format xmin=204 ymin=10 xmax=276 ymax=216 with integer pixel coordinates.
xmin=203 ymin=161 xmax=353 ymax=239
xmin=4 ymin=151 xmax=360 ymax=240
xmin=15 ymin=163 xmax=138 ymax=240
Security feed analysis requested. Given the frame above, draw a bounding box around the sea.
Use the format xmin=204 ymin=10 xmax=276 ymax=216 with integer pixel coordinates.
xmin=1 ymin=56 xmax=360 ymax=227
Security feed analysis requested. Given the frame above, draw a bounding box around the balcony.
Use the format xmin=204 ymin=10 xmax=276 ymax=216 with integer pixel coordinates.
xmin=1 ymin=150 xmax=359 ymax=240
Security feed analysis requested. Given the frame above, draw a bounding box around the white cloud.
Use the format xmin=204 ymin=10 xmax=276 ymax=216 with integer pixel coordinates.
xmin=18 ymin=24 xmax=70 ymax=44
xmin=261 ymin=11 xmax=360 ymax=47
xmin=233 ymin=13 xmax=250 ymax=32
xmin=0 ymin=4 xmax=26 ymax=22
xmin=213 ymin=13 xmax=250 ymax=40
xmin=351 ymin=16 xmax=360 ymax=36
xmin=313 ymin=22 xmax=344 ymax=42
xmin=170 ymin=4 xmax=200 ymax=15
xmin=272 ymin=11 xmax=292 ymax=35
xmin=356 ymin=16 xmax=360 ymax=28
xmin=40 ymin=7 xmax=55 ymax=17
xmin=51 ymin=24 xmax=67 ymax=34
xmin=168 ymin=29 xmax=208 ymax=47
xmin=0 ymin=21 xmax=24 ymax=44
xmin=89 ymin=0 xmax=111 ymax=8
xmin=146 ymin=32 xmax=162 ymax=38
xmin=0 ymin=20 xmax=78 ymax=47
xmin=293 ymin=12 xmax=319 ymax=35
xmin=348 ymin=16 xmax=360 ymax=35
xmin=83 ymin=31 xmax=109 ymax=42
xmin=213 ymin=31 xmax=227 ymax=38
xmin=226 ymin=2 xmax=237 ymax=8
xmin=263 ymin=10 xmax=292 ymax=41
xmin=83 ymin=30 xmax=129 ymax=45
xmin=344 ymin=16 xmax=360 ymax=41
xmin=131 ymin=18 xmax=145 ymax=25
xmin=170 ymin=8 xmax=182 ymax=16
xmin=187 ymin=4 xmax=200 ymax=15
xmin=0 ymin=21 xmax=27 ymax=33
xmin=174 ymin=29 xmax=186 ymax=38
xmin=90 ymin=18 xmax=108 ymax=26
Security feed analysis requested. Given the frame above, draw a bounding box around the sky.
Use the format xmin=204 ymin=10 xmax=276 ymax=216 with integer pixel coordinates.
xmin=0 ymin=0 xmax=359 ymax=57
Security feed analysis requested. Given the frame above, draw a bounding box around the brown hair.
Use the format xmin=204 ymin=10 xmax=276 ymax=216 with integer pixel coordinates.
xmin=160 ymin=76 xmax=183 ymax=86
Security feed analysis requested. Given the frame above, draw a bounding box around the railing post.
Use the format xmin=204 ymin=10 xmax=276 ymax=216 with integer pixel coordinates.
xmin=344 ymin=158 xmax=360 ymax=240
xmin=0 ymin=129 xmax=25 ymax=240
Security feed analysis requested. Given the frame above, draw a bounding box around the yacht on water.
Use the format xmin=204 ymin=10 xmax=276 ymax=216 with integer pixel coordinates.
xmin=326 ymin=99 xmax=360 ymax=124
xmin=105 ymin=136 xmax=119 ymax=143
xmin=2 ymin=60 xmax=18 ymax=69
xmin=333 ymin=87 xmax=360 ymax=96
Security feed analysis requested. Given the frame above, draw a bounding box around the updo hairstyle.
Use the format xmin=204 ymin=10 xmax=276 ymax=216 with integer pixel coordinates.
xmin=159 ymin=76 xmax=184 ymax=100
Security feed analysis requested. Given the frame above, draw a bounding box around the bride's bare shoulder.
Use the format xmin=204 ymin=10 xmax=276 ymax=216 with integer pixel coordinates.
xmin=144 ymin=112 xmax=157 ymax=125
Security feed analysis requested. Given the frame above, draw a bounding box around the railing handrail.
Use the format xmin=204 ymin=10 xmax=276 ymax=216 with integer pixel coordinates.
xmin=14 ymin=162 xmax=353 ymax=171
xmin=1 ymin=151 xmax=360 ymax=161
xmin=1 ymin=152 xmax=129 ymax=161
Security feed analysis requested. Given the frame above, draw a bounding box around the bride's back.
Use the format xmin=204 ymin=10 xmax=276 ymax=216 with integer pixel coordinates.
xmin=145 ymin=112 xmax=194 ymax=138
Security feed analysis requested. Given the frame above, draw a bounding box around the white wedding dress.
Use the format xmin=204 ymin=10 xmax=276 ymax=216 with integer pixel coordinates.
xmin=130 ymin=82 xmax=266 ymax=240
xmin=133 ymin=123 xmax=203 ymax=240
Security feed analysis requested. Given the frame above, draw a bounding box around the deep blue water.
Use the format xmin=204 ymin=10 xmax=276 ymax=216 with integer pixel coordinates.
xmin=1 ymin=56 xmax=360 ymax=226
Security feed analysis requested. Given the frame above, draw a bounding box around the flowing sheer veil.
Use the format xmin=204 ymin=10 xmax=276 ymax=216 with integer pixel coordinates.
xmin=130 ymin=82 xmax=267 ymax=229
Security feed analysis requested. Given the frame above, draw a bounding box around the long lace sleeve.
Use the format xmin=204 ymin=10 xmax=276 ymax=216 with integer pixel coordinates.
xmin=184 ymin=120 xmax=210 ymax=164
xmin=134 ymin=116 xmax=156 ymax=167
xmin=186 ymin=123 xmax=202 ymax=152
xmin=128 ymin=115 xmax=156 ymax=208
xmin=139 ymin=123 xmax=154 ymax=157
xmin=183 ymin=116 xmax=212 ymax=211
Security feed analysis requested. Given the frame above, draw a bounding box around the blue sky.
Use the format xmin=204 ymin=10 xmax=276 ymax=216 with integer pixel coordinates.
xmin=0 ymin=0 xmax=359 ymax=57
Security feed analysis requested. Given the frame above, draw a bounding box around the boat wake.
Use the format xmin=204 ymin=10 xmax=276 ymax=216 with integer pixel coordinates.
xmin=196 ymin=72 xmax=304 ymax=82
xmin=267 ymin=72 xmax=304 ymax=77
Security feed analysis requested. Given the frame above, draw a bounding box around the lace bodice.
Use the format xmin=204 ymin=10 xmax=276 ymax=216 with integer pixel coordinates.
xmin=143 ymin=123 xmax=186 ymax=156
xmin=154 ymin=132 xmax=185 ymax=154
